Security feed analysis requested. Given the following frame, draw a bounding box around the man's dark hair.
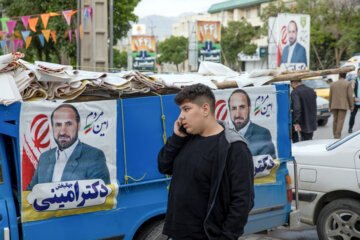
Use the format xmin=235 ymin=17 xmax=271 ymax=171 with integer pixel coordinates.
xmin=291 ymin=79 xmax=302 ymax=84
xmin=50 ymin=104 xmax=80 ymax=126
xmin=174 ymin=84 xmax=216 ymax=115
xmin=289 ymin=20 xmax=298 ymax=32
xmin=228 ymin=89 xmax=251 ymax=109
xmin=339 ymin=72 xmax=347 ymax=79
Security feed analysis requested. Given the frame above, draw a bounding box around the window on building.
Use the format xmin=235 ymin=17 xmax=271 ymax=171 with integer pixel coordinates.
xmin=257 ymin=6 xmax=261 ymax=16
xmin=246 ymin=8 xmax=251 ymax=18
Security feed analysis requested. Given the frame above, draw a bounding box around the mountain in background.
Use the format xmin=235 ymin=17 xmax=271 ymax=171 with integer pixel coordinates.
xmin=138 ymin=12 xmax=196 ymax=40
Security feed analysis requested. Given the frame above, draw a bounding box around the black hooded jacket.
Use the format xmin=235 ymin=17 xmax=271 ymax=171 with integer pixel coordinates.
xmin=158 ymin=122 xmax=254 ymax=239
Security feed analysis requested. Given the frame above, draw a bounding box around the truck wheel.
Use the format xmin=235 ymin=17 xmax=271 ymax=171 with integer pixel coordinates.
xmin=317 ymin=119 xmax=328 ymax=126
xmin=134 ymin=219 xmax=167 ymax=240
xmin=316 ymin=198 xmax=360 ymax=240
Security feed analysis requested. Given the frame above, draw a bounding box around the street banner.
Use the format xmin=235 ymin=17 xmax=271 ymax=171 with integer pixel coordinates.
xmin=277 ymin=13 xmax=310 ymax=71
xmin=214 ymin=86 xmax=279 ymax=184
xmin=20 ymin=100 xmax=118 ymax=222
xmin=197 ymin=20 xmax=221 ymax=65
xmin=131 ymin=35 xmax=156 ymax=71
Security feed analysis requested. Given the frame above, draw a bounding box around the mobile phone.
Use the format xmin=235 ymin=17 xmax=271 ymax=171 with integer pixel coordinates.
xmin=179 ymin=125 xmax=188 ymax=134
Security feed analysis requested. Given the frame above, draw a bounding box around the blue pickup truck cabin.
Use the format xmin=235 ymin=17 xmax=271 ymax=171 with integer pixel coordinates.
xmin=0 ymin=83 xmax=296 ymax=240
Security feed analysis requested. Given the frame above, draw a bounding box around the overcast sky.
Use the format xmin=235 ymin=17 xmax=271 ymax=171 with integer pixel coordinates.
xmin=134 ymin=0 xmax=225 ymax=18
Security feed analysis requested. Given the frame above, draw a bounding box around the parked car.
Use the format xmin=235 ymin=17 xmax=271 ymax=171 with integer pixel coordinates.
xmin=316 ymin=96 xmax=330 ymax=126
xmin=302 ymin=77 xmax=330 ymax=100
xmin=288 ymin=132 xmax=360 ymax=239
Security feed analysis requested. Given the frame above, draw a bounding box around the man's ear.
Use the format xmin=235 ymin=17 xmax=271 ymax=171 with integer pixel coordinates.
xmin=202 ymin=103 xmax=211 ymax=117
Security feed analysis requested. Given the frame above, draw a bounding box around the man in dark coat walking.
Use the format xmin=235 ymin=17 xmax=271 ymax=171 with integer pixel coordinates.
xmin=291 ymin=80 xmax=317 ymax=143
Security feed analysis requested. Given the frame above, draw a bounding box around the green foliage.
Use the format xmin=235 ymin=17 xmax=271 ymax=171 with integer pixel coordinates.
xmin=157 ymin=36 xmax=188 ymax=71
xmin=259 ymin=1 xmax=290 ymax=37
xmin=1 ymin=0 xmax=139 ymax=64
xmin=113 ymin=49 xmax=128 ymax=68
xmin=221 ymin=20 xmax=257 ymax=70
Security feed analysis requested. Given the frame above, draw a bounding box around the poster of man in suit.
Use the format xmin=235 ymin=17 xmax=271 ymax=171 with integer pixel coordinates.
xmin=20 ymin=100 xmax=117 ymax=222
xmin=277 ymin=13 xmax=310 ymax=71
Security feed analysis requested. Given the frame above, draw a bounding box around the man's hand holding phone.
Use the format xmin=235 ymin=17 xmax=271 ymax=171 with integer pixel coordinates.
xmin=174 ymin=118 xmax=187 ymax=137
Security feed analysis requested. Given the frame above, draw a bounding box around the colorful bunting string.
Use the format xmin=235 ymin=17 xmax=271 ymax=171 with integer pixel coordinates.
xmin=1 ymin=18 xmax=10 ymax=33
xmin=62 ymin=10 xmax=73 ymax=26
xmin=25 ymin=36 xmax=32 ymax=49
xmin=41 ymin=29 xmax=51 ymax=42
xmin=51 ymin=31 xmax=56 ymax=43
xmin=21 ymin=31 xmax=30 ymax=42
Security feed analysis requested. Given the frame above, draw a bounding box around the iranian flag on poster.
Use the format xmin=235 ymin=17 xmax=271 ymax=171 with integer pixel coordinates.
xmin=21 ymin=113 xmax=52 ymax=190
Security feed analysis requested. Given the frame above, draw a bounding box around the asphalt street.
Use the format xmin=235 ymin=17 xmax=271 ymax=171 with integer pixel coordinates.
xmin=242 ymin=110 xmax=359 ymax=240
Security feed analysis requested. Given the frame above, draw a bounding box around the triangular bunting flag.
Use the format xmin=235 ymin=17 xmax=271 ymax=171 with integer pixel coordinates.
xmin=50 ymin=31 xmax=56 ymax=43
xmin=25 ymin=36 xmax=32 ymax=49
xmin=21 ymin=31 xmax=30 ymax=43
xmin=19 ymin=39 xmax=24 ymax=49
xmin=87 ymin=7 xmax=93 ymax=20
xmin=13 ymin=39 xmax=20 ymax=51
xmin=38 ymin=34 xmax=45 ymax=46
xmin=1 ymin=18 xmax=10 ymax=33
xmin=6 ymin=20 xmax=17 ymax=36
xmin=0 ymin=31 xmax=7 ymax=40
xmin=79 ymin=24 xmax=82 ymax=39
xmin=49 ymin=12 xmax=60 ymax=17
xmin=14 ymin=31 xmax=21 ymax=38
xmin=62 ymin=10 xmax=73 ymax=26
xmin=0 ymin=40 xmax=5 ymax=52
xmin=67 ymin=10 xmax=78 ymax=19
xmin=41 ymin=29 xmax=51 ymax=42
xmin=75 ymin=29 xmax=79 ymax=43
xmin=40 ymin=13 xmax=50 ymax=29
xmin=69 ymin=30 xmax=72 ymax=42
xmin=21 ymin=16 xmax=30 ymax=30
xmin=28 ymin=18 xmax=39 ymax=32
xmin=84 ymin=9 xmax=89 ymax=30
xmin=6 ymin=40 xmax=11 ymax=49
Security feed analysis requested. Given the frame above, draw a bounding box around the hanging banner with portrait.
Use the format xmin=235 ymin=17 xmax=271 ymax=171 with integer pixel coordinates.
xmin=214 ymin=86 xmax=279 ymax=184
xmin=131 ymin=35 xmax=156 ymax=71
xmin=197 ymin=20 xmax=221 ymax=65
xmin=277 ymin=13 xmax=310 ymax=71
xmin=20 ymin=100 xmax=118 ymax=222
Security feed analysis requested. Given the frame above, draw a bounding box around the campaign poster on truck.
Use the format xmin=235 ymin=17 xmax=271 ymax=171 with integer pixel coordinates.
xmin=132 ymin=35 xmax=156 ymax=71
xmin=214 ymin=86 xmax=279 ymax=184
xmin=277 ymin=13 xmax=310 ymax=71
xmin=20 ymin=100 xmax=118 ymax=222
xmin=197 ymin=20 xmax=221 ymax=65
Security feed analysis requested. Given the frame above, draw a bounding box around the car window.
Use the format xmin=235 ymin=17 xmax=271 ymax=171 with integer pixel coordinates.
xmin=326 ymin=131 xmax=360 ymax=150
xmin=303 ymin=79 xmax=329 ymax=89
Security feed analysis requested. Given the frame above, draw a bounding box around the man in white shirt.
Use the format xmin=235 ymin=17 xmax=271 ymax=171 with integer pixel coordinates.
xmin=228 ymin=89 xmax=276 ymax=159
xmin=26 ymin=104 xmax=110 ymax=190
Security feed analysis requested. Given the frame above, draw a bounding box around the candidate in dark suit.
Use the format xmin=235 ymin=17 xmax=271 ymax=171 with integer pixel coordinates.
xmin=280 ymin=20 xmax=307 ymax=66
xmin=228 ymin=89 xmax=276 ymax=159
xmin=26 ymin=104 xmax=110 ymax=191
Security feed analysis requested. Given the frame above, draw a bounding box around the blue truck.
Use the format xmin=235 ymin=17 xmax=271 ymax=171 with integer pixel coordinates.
xmin=0 ymin=83 xmax=298 ymax=240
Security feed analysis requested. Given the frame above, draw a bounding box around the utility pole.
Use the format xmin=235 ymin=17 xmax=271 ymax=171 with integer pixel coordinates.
xmin=109 ymin=0 xmax=114 ymax=70
xmin=76 ymin=0 xmax=81 ymax=69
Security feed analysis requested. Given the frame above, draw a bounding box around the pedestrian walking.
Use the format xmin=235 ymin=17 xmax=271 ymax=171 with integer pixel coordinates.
xmin=291 ymin=80 xmax=317 ymax=143
xmin=158 ymin=83 xmax=254 ymax=240
xmin=329 ymin=72 xmax=354 ymax=138
xmin=348 ymin=68 xmax=360 ymax=133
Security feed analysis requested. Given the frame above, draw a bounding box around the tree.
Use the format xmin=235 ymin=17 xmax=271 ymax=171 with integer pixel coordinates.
xmin=221 ymin=20 xmax=257 ymax=71
xmin=113 ymin=49 xmax=128 ymax=69
xmin=157 ymin=36 xmax=188 ymax=72
xmin=1 ymin=0 xmax=139 ymax=64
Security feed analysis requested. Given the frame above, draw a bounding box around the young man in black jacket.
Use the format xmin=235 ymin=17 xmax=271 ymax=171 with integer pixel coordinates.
xmin=158 ymin=84 xmax=254 ymax=240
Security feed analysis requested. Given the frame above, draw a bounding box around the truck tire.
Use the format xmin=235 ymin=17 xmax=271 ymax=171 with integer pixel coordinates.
xmin=317 ymin=118 xmax=328 ymax=126
xmin=134 ymin=219 xmax=167 ymax=240
xmin=316 ymin=198 xmax=360 ymax=240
